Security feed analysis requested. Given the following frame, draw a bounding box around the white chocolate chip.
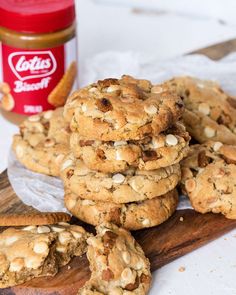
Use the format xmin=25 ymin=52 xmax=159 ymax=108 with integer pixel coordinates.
xmin=121 ymin=267 xmax=133 ymax=281
xmin=33 ymin=241 xmax=48 ymax=254
xmin=22 ymin=225 xmax=37 ymax=231
xmin=87 ymin=237 xmax=98 ymax=247
xmin=58 ymin=232 xmax=72 ymax=244
xmin=204 ymin=126 xmax=216 ymax=138
xmin=51 ymin=226 xmax=65 ymax=233
xmin=142 ymin=218 xmax=150 ymax=226
xmin=58 ymin=222 xmax=70 ymax=226
xmin=112 ymin=173 xmax=125 ymax=184
xmin=71 ymin=230 xmax=82 ymax=239
xmin=115 ymin=150 xmax=123 ymax=161
xmin=213 ymin=141 xmax=223 ymax=152
xmin=106 ymin=85 xmax=120 ymax=93
xmin=61 ymin=159 xmax=73 ymax=170
xmin=56 ymin=245 xmax=66 ymax=253
xmin=55 ymin=154 xmax=65 ymax=165
xmin=37 ymin=226 xmax=51 ymax=234
xmin=144 ymin=105 xmax=157 ymax=115
xmin=43 ymin=110 xmax=53 ymax=120
xmin=28 ymin=115 xmax=40 ymax=122
xmin=122 ymin=251 xmax=131 ymax=264
xmin=16 ymin=145 xmax=24 ymax=158
xmin=113 ymin=141 xmax=127 ymax=147
xmin=5 ymin=236 xmax=19 ymax=246
xmin=198 ymin=103 xmax=210 ymax=115
xmin=9 ymin=258 xmax=24 ymax=272
xmin=89 ymin=87 xmax=97 ymax=93
xmin=82 ymin=199 xmax=95 ymax=206
xmin=151 ymin=85 xmax=163 ymax=93
xmin=81 ymin=104 xmax=87 ymax=112
xmin=152 ymin=138 xmax=165 ymax=149
xmin=25 ymin=256 xmax=41 ymax=269
xmin=66 ymin=198 xmax=76 ymax=209
xmin=135 ymin=260 xmax=144 ymax=270
xmin=165 ymin=134 xmax=178 ymax=146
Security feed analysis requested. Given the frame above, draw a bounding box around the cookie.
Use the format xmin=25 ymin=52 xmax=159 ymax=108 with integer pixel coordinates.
xmin=61 ymin=154 xmax=181 ymax=204
xmin=12 ymin=107 xmax=70 ymax=176
xmin=0 ymin=212 xmax=71 ymax=226
xmin=65 ymin=189 xmax=178 ymax=230
xmin=70 ymin=121 xmax=190 ymax=173
xmin=79 ymin=223 xmax=151 ymax=295
xmin=0 ymin=223 xmax=90 ymax=288
xmin=181 ymin=141 xmax=236 ymax=219
xmin=163 ymin=76 xmax=236 ymax=144
xmin=64 ymin=75 xmax=184 ymax=141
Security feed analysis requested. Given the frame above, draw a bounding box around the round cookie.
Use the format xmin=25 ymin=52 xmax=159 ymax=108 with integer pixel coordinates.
xmin=79 ymin=223 xmax=151 ymax=295
xmin=70 ymin=121 xmax=190 ymax=173
xmin=61 ymin=154 xmax=181 ymax=204
xmin=64 ymin=189 xmax=178 ymax=230
xmin=64 ymin=75 xmax=184 ymax=141
xmin=163 ymin=76 xmax=236 ymax=144
xmin=181 ymin=141 xmax=236 ymax=219
xmin=12 ymin=107 xmax=70 ymax=176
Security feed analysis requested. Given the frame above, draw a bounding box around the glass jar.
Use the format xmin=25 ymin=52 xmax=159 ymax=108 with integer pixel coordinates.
xmin=0 ymin=0 xmax=77 ymax=124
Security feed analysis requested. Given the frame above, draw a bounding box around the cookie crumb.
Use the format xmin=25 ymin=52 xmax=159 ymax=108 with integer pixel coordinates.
xmin=179 ymin=216 xmax=184 ymax=222
xmin=178 ymin=266 xmax=186 ymax=272
xmin=68 ymin=265 xmax=71 ymax=270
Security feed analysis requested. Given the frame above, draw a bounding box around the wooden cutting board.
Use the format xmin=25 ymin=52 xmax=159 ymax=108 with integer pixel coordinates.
xmin=1 ymin=39 xmax=236 ymax=294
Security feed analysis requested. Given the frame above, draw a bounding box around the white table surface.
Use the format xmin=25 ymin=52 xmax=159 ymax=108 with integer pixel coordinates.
xmin=1 ymin=0 xmax=236 ymax=294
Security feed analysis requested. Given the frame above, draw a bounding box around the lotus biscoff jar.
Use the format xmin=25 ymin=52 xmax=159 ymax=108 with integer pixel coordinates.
xmin=0 ymin=0 xmax=77 ymax=124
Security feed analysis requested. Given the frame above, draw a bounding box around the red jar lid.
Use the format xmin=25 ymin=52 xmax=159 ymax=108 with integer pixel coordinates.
xmin=0 ymin=0 xmax=75 ymax=33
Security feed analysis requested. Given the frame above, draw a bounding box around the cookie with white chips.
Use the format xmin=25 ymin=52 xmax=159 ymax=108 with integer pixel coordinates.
xmin=0 ymin=222 xmax=91 ymax=288
xmin=12 ymin=107 xmax=70 ymax=176
xmin=181 ymin=141 xmax=236 ymax=219
xmin=78 ymin=223 xmax=151 ymax=295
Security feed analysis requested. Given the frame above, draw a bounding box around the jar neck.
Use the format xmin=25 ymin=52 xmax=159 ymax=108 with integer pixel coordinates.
xmin=0 ymin=22 xmax=76 ymax=49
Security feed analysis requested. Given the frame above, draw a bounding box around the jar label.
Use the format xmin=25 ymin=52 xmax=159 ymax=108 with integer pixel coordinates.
xmin=0 ymin=38 xmax=77 ymax=114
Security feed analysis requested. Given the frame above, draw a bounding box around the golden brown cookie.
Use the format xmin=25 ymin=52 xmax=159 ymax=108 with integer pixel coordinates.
xmin=64 ymin=75 xmax=184 ymax=141
xmin=61 ymin=154 xmax=181 ymax=204
xmin=79 ymin=223 xmax=151 ymax=295
xmin=70 ymin=121 xmax=190 ymax=173
xmin=0 ymin=212 xmax=71 ymax=226
xmin=65 ymin=189 xmax=178 ymax=230
xmin=163 ymin=76 xmax=236 ymax=144
xmin=0 ymin=223 xmax=90 ymax=288
xmin=181 ymin=141 xmax=236 ymax=219
xmin=12 ymin=107 xmax=70 ymax=176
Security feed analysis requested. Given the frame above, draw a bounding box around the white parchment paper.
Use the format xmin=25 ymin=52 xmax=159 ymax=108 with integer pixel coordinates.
xmin=8 ymin=51 xmax=236 ymax=213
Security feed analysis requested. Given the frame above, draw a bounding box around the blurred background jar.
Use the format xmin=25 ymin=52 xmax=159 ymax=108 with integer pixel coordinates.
xmin=0 ymin=0 xmax=77 ymax=124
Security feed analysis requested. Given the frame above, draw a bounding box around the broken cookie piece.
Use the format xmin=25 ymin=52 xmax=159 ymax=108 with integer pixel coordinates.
xmin=78 ymin=223 xmax=151 ymax=295
xmin=0 ymin=223 xmax=91 ymax=288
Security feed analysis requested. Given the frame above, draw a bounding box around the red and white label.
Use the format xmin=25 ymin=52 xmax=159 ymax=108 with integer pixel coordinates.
xmin=0 ymin=38 xmax=76 ymax=115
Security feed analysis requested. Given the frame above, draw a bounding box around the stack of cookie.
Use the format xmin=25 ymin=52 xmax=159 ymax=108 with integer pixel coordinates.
xmin=61 ymin=75 xmax=190 ymax=230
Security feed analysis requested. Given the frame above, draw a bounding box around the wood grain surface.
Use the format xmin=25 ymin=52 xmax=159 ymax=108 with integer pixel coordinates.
xmin=1 ymin=39 xmax=236 ymax=294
